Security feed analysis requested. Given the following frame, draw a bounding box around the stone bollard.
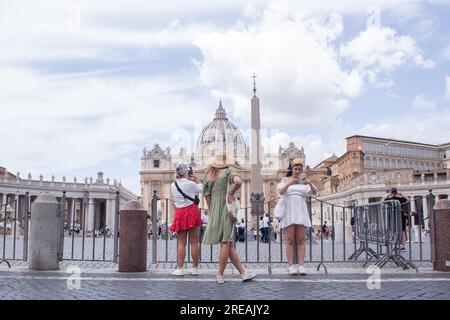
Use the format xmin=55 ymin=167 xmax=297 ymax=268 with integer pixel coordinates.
xmin=118 ymin=200 xmax=148 ymax=272
xmin=432 ymin=199 xmax=450 ymax=271
xmin=29 ymin=195 xmax=61 ymax=270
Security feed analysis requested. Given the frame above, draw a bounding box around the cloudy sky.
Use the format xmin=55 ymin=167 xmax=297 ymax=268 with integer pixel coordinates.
xmin=1 ymin=0 xmax=449 ymax=194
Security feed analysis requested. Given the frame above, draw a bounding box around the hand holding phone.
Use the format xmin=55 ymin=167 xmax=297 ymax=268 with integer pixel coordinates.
xmin=298 ymin=174 xmax=306 ymax=184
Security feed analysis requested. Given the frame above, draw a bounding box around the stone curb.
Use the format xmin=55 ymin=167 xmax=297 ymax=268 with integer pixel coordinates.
xmin=0 ymin=265 xmax=438 ymax=275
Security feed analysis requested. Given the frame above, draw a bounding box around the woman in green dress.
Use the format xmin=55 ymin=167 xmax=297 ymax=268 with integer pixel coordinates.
xmin=202 ymin=151 xmax=256 ymax=284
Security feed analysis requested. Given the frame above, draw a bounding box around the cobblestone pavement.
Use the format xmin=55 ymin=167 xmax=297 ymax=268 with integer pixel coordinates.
xmin=1 ymin=235 xmax=442 ymax=302
xmin=0 ymin=267 xmax=449 ymax=300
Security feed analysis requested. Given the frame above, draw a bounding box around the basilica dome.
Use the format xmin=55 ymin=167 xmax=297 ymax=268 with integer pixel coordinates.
xmin=196 ymin=102 xmax=247 ymax=166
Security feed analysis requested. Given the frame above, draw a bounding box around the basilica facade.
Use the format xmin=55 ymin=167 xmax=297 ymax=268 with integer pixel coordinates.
xmin=139 ymin=102 xmax=305 ymax=226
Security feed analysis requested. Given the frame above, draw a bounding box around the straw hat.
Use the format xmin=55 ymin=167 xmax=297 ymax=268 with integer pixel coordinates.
xmin=291 ymin=158 xmax=303 ymax=167
xmin=208 ymin=150 xmax=235 ymax=169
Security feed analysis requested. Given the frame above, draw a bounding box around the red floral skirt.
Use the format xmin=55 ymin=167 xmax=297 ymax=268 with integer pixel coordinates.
xmin=170 ymin=204 xmax=202 ymax=232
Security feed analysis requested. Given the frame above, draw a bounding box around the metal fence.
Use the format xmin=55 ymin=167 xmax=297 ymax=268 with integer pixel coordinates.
xmin=149 ymin=191 xmax=434 ymax=273
xmin=57 ymin=192 xmax=120 ymax=262
xmin=0 ymin=190 xmax=435 ymax=272
xmin=0 ymin=192 xmax=120 ymax=265
xmin=0 ymin=196 xmax=30 ymax=267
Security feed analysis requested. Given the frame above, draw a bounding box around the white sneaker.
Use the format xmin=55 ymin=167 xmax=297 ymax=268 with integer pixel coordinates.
xmin=240 ymin=272 xmax=256 ymax=282
xmin=171 ymin=267 xmax=184 ymax=276
xmin=288 ymin=265 xmax=298 ymax=275
xmin=298 ymin=265 xmax=307 ymax=276
xmin=217 ymin=275 xmax=225 ymax=284
xmin=190 ymin=267 xmax=199 ymax=276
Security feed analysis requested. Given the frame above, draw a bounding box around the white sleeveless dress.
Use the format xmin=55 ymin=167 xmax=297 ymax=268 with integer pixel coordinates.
xmin=277 ymin=177 xmax=312 ymax=229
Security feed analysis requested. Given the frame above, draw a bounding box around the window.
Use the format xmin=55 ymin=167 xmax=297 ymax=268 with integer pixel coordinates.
xmin=153 ymin=160 xmax=160 ymax=168
xmin=401 ymin=147 xmax=407 ymax=157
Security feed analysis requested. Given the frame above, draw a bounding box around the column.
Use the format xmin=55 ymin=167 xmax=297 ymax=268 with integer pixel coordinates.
xmin=2 ymin=193 xmax=7 ymax=206
xmin=68 ymin=198 xmax=74 ymax=227
xmin=87 ymin=198 xmax=95 ymax=232
xmin=142 ymin=182 xmax=149 ymax=213
xmin=110 ymin=197 xmax=116 ymax=232
xmin=106 ymin=198 xmax=112 ymax=229
xmin=242 ymin=180 xmax=247 ymax=211
xmin=16 ymin=195 xmax=23 ymax=227
xmin=95 ymin=200 xmax=102 ymax=230
xmin=410 ymin=197 xmax=416 ymax=222
xmin=74 ymin=199 xmax=81 ymax=226
xmin=13 ymin=194 xmax=20 ymax=214
xmin=164 ymin=180 xmax=173 ymax=223
xmin=245 ymin=179 xmax=250 ymax=215
xmin=411 ymin=197 xmax=419 ymax=242
xmin=422 ymin=197 xmax=429 ymax=230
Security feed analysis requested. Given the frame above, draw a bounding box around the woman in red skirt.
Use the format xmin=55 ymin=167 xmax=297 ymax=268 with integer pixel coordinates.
xmin=170 ymin=163 xmax=203 ymax=276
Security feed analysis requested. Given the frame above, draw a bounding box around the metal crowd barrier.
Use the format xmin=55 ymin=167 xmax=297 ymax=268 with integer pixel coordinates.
xmin=150 ymin=190 xmax=432 ymax=273
xmin=350 ymin=200 xmax=418 ymax=271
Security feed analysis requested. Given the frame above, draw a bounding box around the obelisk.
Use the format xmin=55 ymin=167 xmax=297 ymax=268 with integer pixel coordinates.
xmin=250 ymin=74 xmax=265 ymax=222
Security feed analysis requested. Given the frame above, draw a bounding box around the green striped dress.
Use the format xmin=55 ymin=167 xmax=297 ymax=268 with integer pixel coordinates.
xmin=202 ymin=168 xmax=239 ymax=245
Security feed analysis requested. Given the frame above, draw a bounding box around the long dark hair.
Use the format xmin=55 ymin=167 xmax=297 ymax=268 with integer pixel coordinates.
xmin=286 ymin=164 xmax=293 ymax=177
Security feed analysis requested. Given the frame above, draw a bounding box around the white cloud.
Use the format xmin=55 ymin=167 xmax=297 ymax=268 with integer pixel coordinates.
xmin=446 ymin=76 xmax=450 ymax=100
xmin=360 ymin=110 xmax=450 ymax=145
xmin=340 ymin=26 xmax=435 ymax=88
xmin=193 ymin=2 xmax=362 ymax=131
xmin=0 ymin=0 xmax=446 ymax=194
xmin=0 ymin=67 xmax=213 ymax=178
xmin=193 ymin=2 xmax=434 ymax=131
xmin=411 ymin=94 xmax=436 ymax=110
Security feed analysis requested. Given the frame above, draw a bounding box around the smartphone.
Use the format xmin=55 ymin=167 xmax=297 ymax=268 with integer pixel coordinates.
xmin=298 ymin=174 xmax=306 ymax=184
xmin=188 ymin=166 xmax=194 ymax=177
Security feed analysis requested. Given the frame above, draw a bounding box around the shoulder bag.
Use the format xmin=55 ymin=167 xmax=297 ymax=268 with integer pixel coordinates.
xmin=174 ymin=181 xmax=200 ymax=206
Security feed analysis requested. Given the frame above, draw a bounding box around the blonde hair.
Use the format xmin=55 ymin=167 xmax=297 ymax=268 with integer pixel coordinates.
xmin=207 ymin=165 xmax=226 ymax=182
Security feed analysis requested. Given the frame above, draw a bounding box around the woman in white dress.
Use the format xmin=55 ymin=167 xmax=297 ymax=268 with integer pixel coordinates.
xmin=278 ymin=159 xmax=317 ymax=275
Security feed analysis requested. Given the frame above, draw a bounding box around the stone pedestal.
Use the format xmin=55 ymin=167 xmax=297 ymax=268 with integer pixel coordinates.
xmin=29 ymin=195 xmax=60 ymax=270
xmin=250 ymin=192 xmax=264 ymax=222
xmin=118 ymin=201 xmax=147 ymax=272
xmin=432 ymin=200 xmax=450 ymax=271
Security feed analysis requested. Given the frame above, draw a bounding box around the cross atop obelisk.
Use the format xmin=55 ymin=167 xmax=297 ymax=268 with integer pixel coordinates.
xmin=252 ymin=73 xmax=257 ymax=96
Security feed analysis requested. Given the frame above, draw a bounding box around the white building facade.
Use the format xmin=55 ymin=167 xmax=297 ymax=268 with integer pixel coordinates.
xmin=0 ymin=167 xmax=137 ymax=233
